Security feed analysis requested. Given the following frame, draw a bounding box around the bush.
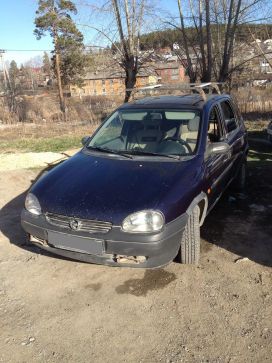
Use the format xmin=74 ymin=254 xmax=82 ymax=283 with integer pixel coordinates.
xmin=0 ymin=93 xmax=122 ymax=125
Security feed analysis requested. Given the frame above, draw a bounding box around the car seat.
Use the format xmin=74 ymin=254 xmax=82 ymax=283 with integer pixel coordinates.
xmin=181 ymin=116 xmax=200 ymax=150
xmin=132 ymin=113 xmax=163 ymax=152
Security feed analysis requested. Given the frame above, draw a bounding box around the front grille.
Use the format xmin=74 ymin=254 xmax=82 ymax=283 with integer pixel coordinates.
xmin=45 ymin=213 xmax=112 ymax=234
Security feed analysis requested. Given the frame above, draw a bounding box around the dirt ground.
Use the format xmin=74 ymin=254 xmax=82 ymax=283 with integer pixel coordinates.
xmin=0 ymin=141 xmax=272 ymax=363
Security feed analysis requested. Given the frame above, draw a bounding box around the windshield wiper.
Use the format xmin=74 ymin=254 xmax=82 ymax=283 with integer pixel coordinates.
xmin=86 ymin=145 xmax=133 ymax=159
xmin=124 ymin=150 xmax=180 ymax=160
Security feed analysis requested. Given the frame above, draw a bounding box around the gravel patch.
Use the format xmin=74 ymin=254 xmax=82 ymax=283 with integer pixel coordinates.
xmin=0 ymin=149 xmax=79 ymax=171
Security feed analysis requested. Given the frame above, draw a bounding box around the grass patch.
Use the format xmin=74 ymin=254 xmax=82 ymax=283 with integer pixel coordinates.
xmin=0 ymin=135 xmax=82 ymax=153
xmin=247 ymin=134 xmax=272 ymax=167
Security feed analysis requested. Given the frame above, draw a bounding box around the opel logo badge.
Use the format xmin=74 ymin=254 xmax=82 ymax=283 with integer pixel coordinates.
xmin=69 ymin=219 xmax=79 ymax=230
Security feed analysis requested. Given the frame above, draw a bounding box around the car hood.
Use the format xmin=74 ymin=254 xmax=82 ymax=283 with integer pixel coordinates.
xmin=31 ymin=150 xmax=200 ymax=224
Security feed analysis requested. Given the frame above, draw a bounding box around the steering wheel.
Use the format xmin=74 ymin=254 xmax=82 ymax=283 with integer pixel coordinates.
xmin=162 ymin=137 xmax=193 ymax=153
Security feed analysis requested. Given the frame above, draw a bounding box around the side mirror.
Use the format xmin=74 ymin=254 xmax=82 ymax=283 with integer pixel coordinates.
xmin=81 ymin=136 xmax=90 ymax=146
xmin=207 ymin=142 xmax=230 ymax=156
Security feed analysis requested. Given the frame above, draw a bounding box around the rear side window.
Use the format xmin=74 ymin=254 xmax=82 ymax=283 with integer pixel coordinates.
xmin=220 ymin=101 xmax=238 ymax=133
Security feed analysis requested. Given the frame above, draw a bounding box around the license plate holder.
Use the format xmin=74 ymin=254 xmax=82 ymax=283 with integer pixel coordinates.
xmin=47 ymin=230 xmax=105 ymax=255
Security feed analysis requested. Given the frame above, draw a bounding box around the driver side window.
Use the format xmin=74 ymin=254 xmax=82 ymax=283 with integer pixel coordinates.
xmin=208 ymin=106 xmax=224 ymax=143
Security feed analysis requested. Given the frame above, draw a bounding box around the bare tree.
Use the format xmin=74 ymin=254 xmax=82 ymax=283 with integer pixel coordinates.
xmin=83 ymin=0 xmax=154 ymax=102
xmin=217 ymin=0 xmax=242 ymax=82
xmin=248 ymin=25 xmax=272 ymax=69
xmin=173 ymin=0 xmax=271 ymax=84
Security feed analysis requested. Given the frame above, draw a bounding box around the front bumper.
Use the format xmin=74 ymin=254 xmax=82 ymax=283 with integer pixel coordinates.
xmin=21 ymin=209 xmax=188 ymax=268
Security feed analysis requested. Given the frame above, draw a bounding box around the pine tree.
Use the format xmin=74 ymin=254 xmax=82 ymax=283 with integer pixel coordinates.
xmin=34 ymin=0 xmax=86 ymax=116
xmin=9 ymin=60 xmax=19 ymax=91
xmin=42 ymin=52 xmax=51 ymax=75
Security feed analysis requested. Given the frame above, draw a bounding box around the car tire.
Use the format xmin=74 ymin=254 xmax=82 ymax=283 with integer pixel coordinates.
xmin=232 ymin=159 xmax=247 ymax=191
xmin=180 ymin=205 xmax=200 ymax=264
xmin=23 ymin=233 xmax=32 ymax=246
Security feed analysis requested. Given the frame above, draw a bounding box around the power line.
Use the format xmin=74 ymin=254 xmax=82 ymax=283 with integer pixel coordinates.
xmin=2 ymin=49 xmax=52 ymax=52
xmin=1 ymin=45 xmax=104 ymax=52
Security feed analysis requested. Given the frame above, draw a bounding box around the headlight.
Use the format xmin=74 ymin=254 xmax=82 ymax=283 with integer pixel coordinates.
xmin=122 ymin=210 xmax=164 ymax=233
xmin=25 ymin=193 xmax=41 ymax=215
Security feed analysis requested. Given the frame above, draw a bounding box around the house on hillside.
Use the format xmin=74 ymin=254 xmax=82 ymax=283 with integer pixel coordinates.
xmin=260 ymin=54 xmax=272 ymax=73
xmin=260 ymin=59 xmax=272 ymax=73
xmin=69 ymin=69 xmax=158 ymax=97
xmin=17 ymin=67 xmax=51 ymax=91
xmin=154 ymin=62 xmax=186 ymax=84
xmin=68 ymin=59 xmax=188 ymax=97
xmin=251 ymin=73 xmax=272 ymax=86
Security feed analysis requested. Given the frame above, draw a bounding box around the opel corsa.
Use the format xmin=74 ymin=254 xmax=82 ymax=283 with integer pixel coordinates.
xmin=21 ymin=90 xmax=248 ymax=267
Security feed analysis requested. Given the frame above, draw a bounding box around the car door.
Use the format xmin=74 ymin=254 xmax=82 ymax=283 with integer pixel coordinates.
xmin=218 ymin=99 xmax=246 ymax=182
xmin=204 ymin=104 xmax=232 ymax=210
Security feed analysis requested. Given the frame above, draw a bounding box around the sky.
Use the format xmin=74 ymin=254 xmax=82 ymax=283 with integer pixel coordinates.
xmin=0 ymin=0 xmax=53 ymax=65
xmin=0 ymin=0 xmax=177 ymax=67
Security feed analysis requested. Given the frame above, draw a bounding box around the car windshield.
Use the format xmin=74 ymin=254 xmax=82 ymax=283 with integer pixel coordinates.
xmin=87 ymin=109 xmax=201 ymax=157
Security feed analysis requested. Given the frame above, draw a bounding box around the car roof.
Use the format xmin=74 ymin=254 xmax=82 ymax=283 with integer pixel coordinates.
xmin=119 ymin=94 xmax=230 ymax=110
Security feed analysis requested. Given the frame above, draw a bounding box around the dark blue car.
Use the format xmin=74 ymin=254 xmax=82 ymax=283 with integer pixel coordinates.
xmin=21 ymin=91 xmax=248 ymax=267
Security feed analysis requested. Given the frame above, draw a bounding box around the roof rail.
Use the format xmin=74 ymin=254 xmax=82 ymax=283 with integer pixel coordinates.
xmin=127 ymin=82 xmax=224 ymax=101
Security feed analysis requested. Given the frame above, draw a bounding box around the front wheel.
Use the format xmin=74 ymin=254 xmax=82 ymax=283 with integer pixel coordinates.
xmin=179 ymin=205 xmax=200 ymax=264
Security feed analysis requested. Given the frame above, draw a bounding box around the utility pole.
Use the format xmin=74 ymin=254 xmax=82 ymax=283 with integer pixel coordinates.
xmin=0 ymin=49 xmax=16 ymax=111
xmin=0 ymin=49 xmax=7 ymax=91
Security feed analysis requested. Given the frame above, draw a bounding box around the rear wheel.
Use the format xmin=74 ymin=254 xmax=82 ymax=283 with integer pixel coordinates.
xmin=179 ymin=205 xmax=200 ymax=264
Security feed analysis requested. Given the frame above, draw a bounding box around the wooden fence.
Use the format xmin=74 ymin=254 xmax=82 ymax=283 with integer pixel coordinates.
xmin=238 ymin=100 xmax=272 ymax=114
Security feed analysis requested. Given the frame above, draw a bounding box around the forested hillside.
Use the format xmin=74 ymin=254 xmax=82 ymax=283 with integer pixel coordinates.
xmin=139 ymin=24 xmax=272 ymax=50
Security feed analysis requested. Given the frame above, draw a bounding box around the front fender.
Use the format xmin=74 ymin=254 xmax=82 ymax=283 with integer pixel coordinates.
xmin=186 ymin=191 xmax=208 ymax=226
